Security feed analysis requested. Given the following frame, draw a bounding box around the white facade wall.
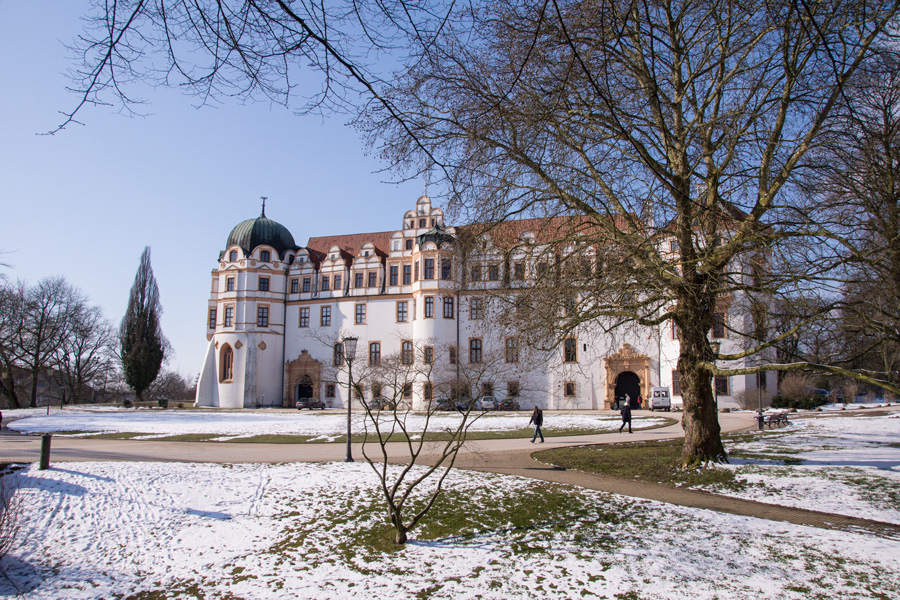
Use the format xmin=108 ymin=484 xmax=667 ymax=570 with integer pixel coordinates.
xmin=196 ymin=196 xmax=771 ymax=410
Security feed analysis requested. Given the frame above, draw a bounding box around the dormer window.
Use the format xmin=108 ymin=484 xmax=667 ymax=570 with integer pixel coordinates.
xmin=260 ymin=250 xmax=271 ymax=262
xmin=419 ymin=218 xmax=427 ymax=228
xmin=229 ymin=250 xmax=238 ymax=262
xmin=364 ymin=250 xmax=370 ymax=257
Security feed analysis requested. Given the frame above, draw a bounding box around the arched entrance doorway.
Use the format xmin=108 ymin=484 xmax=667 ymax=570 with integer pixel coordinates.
xmin=615 ymin=371 xmax=641 ymax=408
xmin=297 ymin=375 xmax=314 ymax=400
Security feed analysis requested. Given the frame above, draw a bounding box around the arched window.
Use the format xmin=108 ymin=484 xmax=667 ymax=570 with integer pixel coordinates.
xmin=221 ymin=345 xmax=234 ymax=382
xmin=229 ymin=250 xmax=238 ymax=262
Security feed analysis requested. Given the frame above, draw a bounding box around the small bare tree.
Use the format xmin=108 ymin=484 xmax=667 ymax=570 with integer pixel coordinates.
xmin=0 ymin=472 xmax=23 ymax=561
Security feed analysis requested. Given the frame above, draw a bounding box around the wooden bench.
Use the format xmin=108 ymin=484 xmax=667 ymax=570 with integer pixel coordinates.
xmin=765 ymin=411 xmax=790 ymax=428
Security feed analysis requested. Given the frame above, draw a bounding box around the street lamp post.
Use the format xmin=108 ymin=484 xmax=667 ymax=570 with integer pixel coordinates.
xmin=342 ymin=336 xmax=358 ymax=463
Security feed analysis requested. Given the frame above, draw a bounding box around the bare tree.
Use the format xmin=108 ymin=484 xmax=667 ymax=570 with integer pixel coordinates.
xmin=54 ymin=305 xmax=116 ymax=405
xmin=364 ymin=0 xmax=900 ymax=465
xmin=0 ymin=283 xmax=25 ymax=408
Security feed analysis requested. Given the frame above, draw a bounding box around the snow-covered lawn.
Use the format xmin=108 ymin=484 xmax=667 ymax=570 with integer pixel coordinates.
xmin=5 ymin=408 xmax=668 ymax=440
xmin=2 ymin=460 xmax=898 ymax=599
xmin=701 ymin=412 xmax=900 ymax=524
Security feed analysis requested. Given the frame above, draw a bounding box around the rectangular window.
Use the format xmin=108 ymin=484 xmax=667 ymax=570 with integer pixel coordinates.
xmin=414 ymin=261 xmax=420 ymax=282
xmin=320 ymin=306 xmax=331 ymax=327
xmin=537 ymin=262 xmax=549 ymax=278
xmin=443 ymin=297 xmax=454 ymax=319
xmin=564 ymin=338 xmax=577 ymax=363
xmin=372 ymin=383 xmax=383 ymax=399
xmin=334 ymin=275 xmax=342 ymax=291
xmin=299 ymin=307 xmax=309 ymax=328
xmin=482 ymin=382 xmax=494 ymax=397
xmin=369 ymin=342 xmax=381 ymax=366
xmin=257 ymin=306 xmax=269 ymax=327
xmin=564 ymin=382 xmax=576 ymax=397
xmin=259 ymin=277 xmax=269 ymax=291
xmin=672 ymin=370 xmax=681 ymax=396
xmin=390 ymin=265 xmax=398 ymax=286
xmin=672 ymin=322 xmax=680 ymax=340
xmin=514 ymin=262 xmax=525 ymax=280
xmin=669 ymin=239 xmax=679 ymax=253
xmin=441 ymin=258 xmax=452 ymax=280
xmin=508 ymin=381 xmax=520 ymax=398
xmin=325 ymin=383 xmax=336 ymax=398
xmin=424 ymin=296 xmax=434 ymax=318
xmin=469 ymin=338 xmax=483 ymax=363
xmin=401 ymin=341 xmax=414 ymax=365
xmin=471 ymin=265 xmax=482 ymax=282
xmin=488 ymin=264 xmax=500 ymax=281
xmin=449 ymin=346 xmax=457 ymax=365
xmin=419 ymin=218 xmax=427 ymax=228
xmin=291 ymin=278 xmax=299 ymax=293
xmin=321 ymin=276 xmax=330 ymax=291
xmin=470 ymin=297 xmax=483 ymax=320
xmin=368 ymin=272 xmax=378 ymax=288
xmin=424 ymin=258 xmax=435 ymax=279
xmin=424 ymin=346 xmax=434 ymax=364
xmin=226 ymin=277 xmax=235 ymax=292
xmin=397 ymin=301 xmax=408 ymax=322
xmin=333 ymin=343 xmax=344 ymax=367
xmin=715 ymin=375 xmax=729 ymax=396
xmin=505 ymin=337 xmax=519 ymax=363
xmin=302 ymin=277 xmax=311 ymax=292
xmin=355 ymin=304 xmax=366 ymax=324
xmin=403 ymin=383 xmax=413 ymax=399
xmin=712 ymin=312 xmax=726 ymax=338
xmin=260 ymin=250 xmax=270 ymax=262
xmin=424 ymin=382 xmax=433 ymax=401
xmin=224 ymin=306 xmax=234 ymax=327
xmin=402 ymin=264 xmax=412 ymax=285
xmin=355 ymin=272 xmax=364 ymax=288
xmin=208 ymin=308 xmax=217 ymax=329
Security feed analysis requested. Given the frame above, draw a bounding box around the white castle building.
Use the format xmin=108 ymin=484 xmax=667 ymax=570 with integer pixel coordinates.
xmin=195 ymin=196 xmax=772 ymax=410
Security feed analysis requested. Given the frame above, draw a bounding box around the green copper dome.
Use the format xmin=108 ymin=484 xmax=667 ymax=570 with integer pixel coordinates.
xmin=226 ymin=206 xmax=297 ymax=258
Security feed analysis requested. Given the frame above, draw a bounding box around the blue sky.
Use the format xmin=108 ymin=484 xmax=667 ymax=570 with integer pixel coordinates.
xmin=0 ymin=1 xmax=424 ymax=377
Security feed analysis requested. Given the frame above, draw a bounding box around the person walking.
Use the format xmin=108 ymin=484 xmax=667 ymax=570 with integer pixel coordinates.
xmin=619 ymin=402 xmax=632 ymax=433
xmin=529 ymin=406 xmax=544 ymax=443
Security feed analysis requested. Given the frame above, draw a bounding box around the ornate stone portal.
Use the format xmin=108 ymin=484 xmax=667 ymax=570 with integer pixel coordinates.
xmin=283 ymin=350 xmax=321 ymax=408
xmin=603 ymin=344 xmax=651 ymax=409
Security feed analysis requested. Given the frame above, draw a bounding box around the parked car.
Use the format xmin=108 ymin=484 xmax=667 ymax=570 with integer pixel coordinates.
xmin=455 ymin=396 xmax=481 ymax=411
xmin=368 ymin=397 xmax=396 ymax=411
xmin=432 ymin=398 xmax=455 ymax=411
xmin=296 ymin=398 xmax=326 ymax=410
xmin=649 ymin=387 xmax=671 ymax=412
xmin=479 ymin=396 xmax=497 ymax=411
xmin=497 ymin=398 xmax=521 ymax=411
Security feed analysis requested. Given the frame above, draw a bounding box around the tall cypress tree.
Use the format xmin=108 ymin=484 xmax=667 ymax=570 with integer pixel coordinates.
xmin=120 ymin=247 xmax=166 ymax=403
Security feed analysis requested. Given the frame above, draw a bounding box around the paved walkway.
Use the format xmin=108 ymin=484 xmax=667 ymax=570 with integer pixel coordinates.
xmin=2 ymin=409 xmax=899 ymax=540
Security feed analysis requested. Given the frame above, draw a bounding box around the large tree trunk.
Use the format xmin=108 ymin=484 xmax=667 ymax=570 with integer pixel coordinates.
xmin=678 ymin=312 xmax=727 ymax=466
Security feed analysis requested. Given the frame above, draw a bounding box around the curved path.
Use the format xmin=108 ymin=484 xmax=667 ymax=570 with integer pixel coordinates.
xmin=2 ymin=409 xmax=899 ymax=540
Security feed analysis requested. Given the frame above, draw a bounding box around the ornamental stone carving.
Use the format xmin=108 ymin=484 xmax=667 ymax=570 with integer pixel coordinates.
xmin=603 ymin=343 xmax=651 ymax=410
xmin=283 ymin=350 xmax=322 ymax=408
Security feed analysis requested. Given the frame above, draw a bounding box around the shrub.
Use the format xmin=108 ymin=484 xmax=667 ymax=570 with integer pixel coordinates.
xmin=734 ymin=388 xmax=773 ymax=410
xmin=771 ymin=395 xmax=827 ymax=410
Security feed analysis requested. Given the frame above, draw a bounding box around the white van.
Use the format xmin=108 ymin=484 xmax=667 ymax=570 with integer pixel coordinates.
xmin=650 ymin=387 xmax=671 ymax=412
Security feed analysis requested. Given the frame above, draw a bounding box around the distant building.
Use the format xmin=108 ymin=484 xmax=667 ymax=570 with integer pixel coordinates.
xmin=195 ymin=196 xmax=773 ymax=410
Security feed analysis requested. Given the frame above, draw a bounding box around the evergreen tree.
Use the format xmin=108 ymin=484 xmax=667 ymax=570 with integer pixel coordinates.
xmin=120 ymin=247 xmax=166 ymax=403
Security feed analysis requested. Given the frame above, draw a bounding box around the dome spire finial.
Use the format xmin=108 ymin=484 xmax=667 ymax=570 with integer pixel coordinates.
xmin=260 ymin=196 xmax=267 ymax=217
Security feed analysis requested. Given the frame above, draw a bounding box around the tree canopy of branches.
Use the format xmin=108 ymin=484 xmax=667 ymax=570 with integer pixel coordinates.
xmin=363 ymin=0 xmax=900 ymax=465
xmin=802 ymin=52 xmax=900 ymax=384
xmin=120 ymin=247 xmax=167 ymax=403
xmin=0 ymin=277 xmax=113 ymax=408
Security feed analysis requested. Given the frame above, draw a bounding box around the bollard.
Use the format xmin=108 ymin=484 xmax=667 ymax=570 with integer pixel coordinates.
xmin=39 ymin=433 xmax=52 ymax=470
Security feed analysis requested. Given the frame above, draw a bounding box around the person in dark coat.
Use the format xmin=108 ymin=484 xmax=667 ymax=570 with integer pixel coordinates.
xmin=619 ymin=403 xmax=632 ymax=433
xmin=529 ymin=406 xmax=544 ymax=443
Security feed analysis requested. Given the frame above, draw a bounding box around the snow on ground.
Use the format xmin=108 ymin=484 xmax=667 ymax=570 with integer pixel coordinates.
xmin=703 ymin=412 xmax=900 ymax=524
xmin=2 ymin=460 xmax=898 ymax=600
xmin=5 ymin=408 xmax=667 ymax=440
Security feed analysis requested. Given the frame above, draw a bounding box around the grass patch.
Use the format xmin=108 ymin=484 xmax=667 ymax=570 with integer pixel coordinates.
xmin=534 ymin=437 xmax=746 ymax=489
